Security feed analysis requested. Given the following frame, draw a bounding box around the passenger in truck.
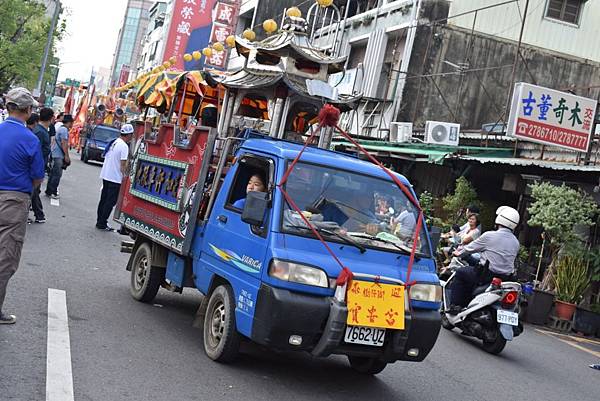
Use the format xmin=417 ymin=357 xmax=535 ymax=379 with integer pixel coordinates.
xmin=232 ymin=172 xmax=267 ymax=210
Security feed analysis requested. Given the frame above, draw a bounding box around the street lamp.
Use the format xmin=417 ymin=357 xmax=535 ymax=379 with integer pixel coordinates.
xmin=35 ymin=0 xmax=62 ymax=98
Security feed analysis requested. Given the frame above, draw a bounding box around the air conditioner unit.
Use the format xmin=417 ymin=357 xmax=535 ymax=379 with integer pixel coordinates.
xmin=424 ymin=121 xmax=460 ymax=146
xmin=390 ymin=122 xmax=413 ymax=143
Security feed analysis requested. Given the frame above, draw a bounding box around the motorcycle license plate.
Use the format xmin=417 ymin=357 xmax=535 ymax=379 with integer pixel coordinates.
xmin=344 ymin=326 xmax=385 ymax=347
xmin=497 ymin=309 xmax=519 ymax=326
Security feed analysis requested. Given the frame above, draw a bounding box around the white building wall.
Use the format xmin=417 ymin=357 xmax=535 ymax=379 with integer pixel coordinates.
xmin=447 ymin=0 xmax=600 ymax=63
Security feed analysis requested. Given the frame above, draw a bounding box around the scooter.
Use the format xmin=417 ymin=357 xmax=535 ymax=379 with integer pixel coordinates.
xmin=440 ymin=266 xmax=524 ymax=354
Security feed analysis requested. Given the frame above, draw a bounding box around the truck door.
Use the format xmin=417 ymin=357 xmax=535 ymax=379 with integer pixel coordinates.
xmin=201 ymin=154 xmax=274 ymax=337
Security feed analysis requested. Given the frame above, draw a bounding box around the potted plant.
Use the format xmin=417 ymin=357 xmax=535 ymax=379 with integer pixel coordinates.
xmin=553 ymin=255 xmax=590 ymax=321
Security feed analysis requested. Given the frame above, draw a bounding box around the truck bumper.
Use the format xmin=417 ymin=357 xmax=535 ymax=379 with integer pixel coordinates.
xmin=87 ymin=148 xmax=104 ymax=161
xmin=251 ymin=284 xmax=441 ymax=362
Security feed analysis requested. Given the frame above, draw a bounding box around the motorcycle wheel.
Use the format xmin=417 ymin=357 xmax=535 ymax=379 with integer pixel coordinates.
xmin=441 ymin=312 xmax=454 ymax=330
xmin=482 ymin=332 xmax=507 ymax=355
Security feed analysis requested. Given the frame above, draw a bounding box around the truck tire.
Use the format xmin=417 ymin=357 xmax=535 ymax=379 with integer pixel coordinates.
xmin=203 ymin=285 xmax=240 ymax=362
xmin=482 ymin=332 xmax=507 ymax=355
xmin=348 ymin=356 xmax=387 ymax=375
xmin=130 ymin=242 xmax=164 ymax=303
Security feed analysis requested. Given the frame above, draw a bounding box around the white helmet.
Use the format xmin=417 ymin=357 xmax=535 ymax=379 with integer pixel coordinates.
xmin=495 ymin=206 xmax=520 ymax=230
xmin=120 ymin=123 xmax=134 ymax=135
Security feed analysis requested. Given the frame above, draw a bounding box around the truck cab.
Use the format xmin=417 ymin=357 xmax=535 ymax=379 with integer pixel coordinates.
xmin=119 ymin=130 xmax=442 ymax=374
xmin=80 ymin=124 xmax=120 ymax=163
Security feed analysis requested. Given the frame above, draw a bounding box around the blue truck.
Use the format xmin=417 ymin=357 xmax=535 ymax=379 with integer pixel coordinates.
xmin=117 ymin=127 xmax=442 ymax=375
xmin=80 ymin=124 xmax=120 ymax=163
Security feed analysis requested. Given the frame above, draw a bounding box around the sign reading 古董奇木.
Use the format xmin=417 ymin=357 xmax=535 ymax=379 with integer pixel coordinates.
xmin=507 ymin=83 xmax=597 ymax=152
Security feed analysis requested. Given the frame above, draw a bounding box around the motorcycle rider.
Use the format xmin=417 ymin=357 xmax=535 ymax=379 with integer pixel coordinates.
xmin=447 ymin=206 xmax=520 ymax=314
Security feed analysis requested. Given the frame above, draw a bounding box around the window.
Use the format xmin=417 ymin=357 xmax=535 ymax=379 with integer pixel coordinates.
xmin=226 ymin=156 xmax=271 ymax=212
xmin=545 ymin=0 xmax=583 ymax=24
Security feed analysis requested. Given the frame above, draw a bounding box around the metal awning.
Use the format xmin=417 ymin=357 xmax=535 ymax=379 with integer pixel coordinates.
xmin=459 ymin=156 xmax=600 ymax=172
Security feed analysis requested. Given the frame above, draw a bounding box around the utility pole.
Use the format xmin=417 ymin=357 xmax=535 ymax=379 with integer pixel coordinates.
xmin=35 ymin=0 xmax=61 ymax=98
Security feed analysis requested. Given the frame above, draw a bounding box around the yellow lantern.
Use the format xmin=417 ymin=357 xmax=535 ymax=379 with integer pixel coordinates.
xmin=316 ymin=0 xmax=333 ymax=7
xmin=169 ymin=56 xmax=177 ymax=64
xmin=287 ymin=7 xmax=302 ymax=18
xmin=263 ymin=19 xmax=278 ymax=34
xmin=242 ymin=29 xmax=256 ymax=41
xmin=225 ymin=35 xmax=236 ymax=47
xmin=202 ymin=47 xmax=213 ymax=58
xmin=183 ymin=53 xmax=193 ymax=62
xmin=192 ymin=50 xmax=202 ymax=60
xmin=212 ymin=42 xmax=225 ymax=52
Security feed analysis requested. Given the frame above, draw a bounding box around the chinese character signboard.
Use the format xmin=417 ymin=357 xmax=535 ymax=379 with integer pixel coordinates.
xmin=118 ymin=65 xmax=131 ymax=86
xmin=163 ymin=0 xmax=241 ymax=71
xmin=507 ymin=83 xmax=597 ymax=152
xmin=346 ymin=280 xmax=405 ymax=330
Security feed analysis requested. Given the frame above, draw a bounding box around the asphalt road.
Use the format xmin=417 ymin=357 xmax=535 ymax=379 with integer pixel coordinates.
xmin=1 ymin=153 xmax=599 ymax=401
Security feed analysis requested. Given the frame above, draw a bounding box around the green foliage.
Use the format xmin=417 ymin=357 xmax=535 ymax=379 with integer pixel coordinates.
xmin=442 ymin=176 xmax=478 ymax=223
xmin=0 ymin=0 xmax=65 ymax=92
xmin=527 ymin=182 xmax=597 ymax=245
xmin=553 ymin=255 xmax=590 ymax=304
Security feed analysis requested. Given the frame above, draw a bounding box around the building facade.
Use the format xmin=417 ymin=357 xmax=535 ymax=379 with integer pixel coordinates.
xmin=109 ymin=0 xmax=154 ymax=86
xmin=137 ymin=1 xmax=169 ymax=74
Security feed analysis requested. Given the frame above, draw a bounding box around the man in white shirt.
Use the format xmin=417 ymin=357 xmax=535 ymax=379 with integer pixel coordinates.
xmin=95 ymin=123 xmax=133 ymax=231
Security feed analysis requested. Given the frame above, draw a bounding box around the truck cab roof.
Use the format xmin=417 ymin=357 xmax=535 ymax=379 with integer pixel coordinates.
xmin=239 ymin=137 xmax=413 ymax=188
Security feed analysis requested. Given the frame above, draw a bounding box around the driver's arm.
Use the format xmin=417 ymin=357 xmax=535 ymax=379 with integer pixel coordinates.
xmin=455 ymin=233 xmax=488 ymax=256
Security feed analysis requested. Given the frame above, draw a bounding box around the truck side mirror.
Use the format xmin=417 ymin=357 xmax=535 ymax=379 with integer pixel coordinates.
xmin=241 ymin=191 xmax=268 ymax=226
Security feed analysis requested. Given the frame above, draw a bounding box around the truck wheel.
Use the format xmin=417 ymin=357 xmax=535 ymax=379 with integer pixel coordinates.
xmin=348 ymin=356 xmax=387 ymax=375
xmin=482 ymin=332 xmax=507 ymax=355
xmin=130 ymin=243 xmax=164 ymax=303
xmin=203 ymin=285 xmax=240 ymax=362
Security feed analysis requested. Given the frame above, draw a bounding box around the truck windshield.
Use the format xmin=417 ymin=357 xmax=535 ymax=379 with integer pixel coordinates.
xmin=92 ymin=126 xmax=120 ymax=142
xmin=281 ymin=162 xmax=431 ymax=258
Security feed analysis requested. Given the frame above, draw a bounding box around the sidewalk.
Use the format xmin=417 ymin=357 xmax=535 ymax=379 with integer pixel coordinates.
xmin=534 ymin=326 xmax=600 ymax=359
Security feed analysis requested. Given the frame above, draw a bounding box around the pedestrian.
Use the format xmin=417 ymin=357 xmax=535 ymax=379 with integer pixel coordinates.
xmin=45 ymin=114 xmax=73 ymax=199
xmin=30 ymin=107 xmax=54 ymax=223
xmin=95 ymin=123 xmax=133 ymax=231
xmin=26 ymin=112 xmax=39 ymax=131
xmin=0 ymin=87 xmax=45 ymax=324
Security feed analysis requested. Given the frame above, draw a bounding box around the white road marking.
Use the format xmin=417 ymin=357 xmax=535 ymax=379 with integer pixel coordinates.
xmin=50 ymin=198 xmax=60 ymax=207
xmin=46 ymin=289 xmax=74 ymax=401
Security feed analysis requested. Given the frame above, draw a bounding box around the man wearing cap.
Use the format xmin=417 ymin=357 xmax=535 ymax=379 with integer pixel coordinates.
xmin=45 ymin=114 xmax=73 ymax=198
xmin=95 ymin=123 xmax=133 ymax=231
xmin=0 ymin=87 xmax=45 ymax=324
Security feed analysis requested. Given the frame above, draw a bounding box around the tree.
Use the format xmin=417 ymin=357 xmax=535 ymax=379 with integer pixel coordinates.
xmin=0 ymin=0 xmax=65 ymax=93
xmin=442 ymin=176 xmax=479 ymax=223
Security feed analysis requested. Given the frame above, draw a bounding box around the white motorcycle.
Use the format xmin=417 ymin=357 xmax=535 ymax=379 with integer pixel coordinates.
xmin=440 ymin=267 xmax=524 ymax=354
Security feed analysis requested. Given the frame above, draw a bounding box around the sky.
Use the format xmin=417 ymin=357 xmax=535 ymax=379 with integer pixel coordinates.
xmin=56 ymin=0 xmax=129 ymax=82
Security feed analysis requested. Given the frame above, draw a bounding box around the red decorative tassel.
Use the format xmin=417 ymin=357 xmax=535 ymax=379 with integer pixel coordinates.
xmin=318 ymin=104 xmax=341 ymax=128
xmin=336 ymin=266 xmax=354 ymax=286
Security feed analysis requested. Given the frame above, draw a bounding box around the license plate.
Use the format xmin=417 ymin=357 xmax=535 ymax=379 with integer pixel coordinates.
xmin=497 ymin=309 xmax=519 ymax=326
xmin=346 ymin=280 xmax=405 ymax=329
xmin=344 ymin=326 xmax=385 ymax=347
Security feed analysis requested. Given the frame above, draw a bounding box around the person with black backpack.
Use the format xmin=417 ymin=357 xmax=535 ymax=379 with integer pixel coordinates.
xmin=45 ymin=114 xmax=73 ymax=199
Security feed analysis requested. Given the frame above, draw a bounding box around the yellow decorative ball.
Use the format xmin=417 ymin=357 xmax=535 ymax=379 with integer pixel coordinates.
xmin=162 ymin=61 xmax=171 ymax=69
xmin=202 ymin=47 xmax=213 ymax=57
xmin=192 ymin=50 xmax=202 ymax=60
xmin=263 ymin=19 xmax=278 ymax=34
xmin=183 ymin=53 xmax=193 ymax=62
xmin=212 ymin=42 xmax=225 ymax=52
xmin=287 ymin=7 xmax=302 ymax=18
xmin=242 ymin=29 xmax=256 ymax=41
xmin=169 ymin=56 xmax=177 ymax=64
xmin=316 ymin=0 xmax=333 ymax=7
xmin=225 ymin=35 xmax=236 ymax=47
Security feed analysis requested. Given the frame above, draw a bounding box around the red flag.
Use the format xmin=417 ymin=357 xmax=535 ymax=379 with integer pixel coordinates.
xmin=63 ymin=86 xmax=74 ymax=114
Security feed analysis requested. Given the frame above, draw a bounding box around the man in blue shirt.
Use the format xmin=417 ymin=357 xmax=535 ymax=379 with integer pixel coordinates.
xmin=30 ymin=107 xmax=54 ymax=222
xmin=45 ymin=114 xmax=73 ymax=198
xmin=0 ymin=87 xmax=45 ymax=324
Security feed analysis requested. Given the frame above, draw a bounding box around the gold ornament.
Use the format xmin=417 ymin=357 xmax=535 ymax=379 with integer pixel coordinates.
xmin=192 ymin=50 xmax=202 ymax=60
xmin=212 ymin=42 xmax=225 ymax=52
xmin=316 ymin=0 xmax=333 ymax=7
xmin=263 ymin=19 xmax=278 ymax=34
xmin=286 ymin=7 xmax=302 ymax=18
xmin=169 ymin=56 xmax=177 ymax=64
xmin=202 ymin=47 xmax=213 ymax=57
xmin=183 ymin=53 xmax=193 ymax=62
xmin=225 ymin=35 xmax=236 ymax=47
xmin=242 ymin=29 xmax=256 ymax=41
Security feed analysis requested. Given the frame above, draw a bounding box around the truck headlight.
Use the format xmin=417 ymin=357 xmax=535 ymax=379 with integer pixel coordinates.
xmin=410 ymin=283 xmax=442 ymax=303
xmin=269 ymin=260 xmax=329 ymax=288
